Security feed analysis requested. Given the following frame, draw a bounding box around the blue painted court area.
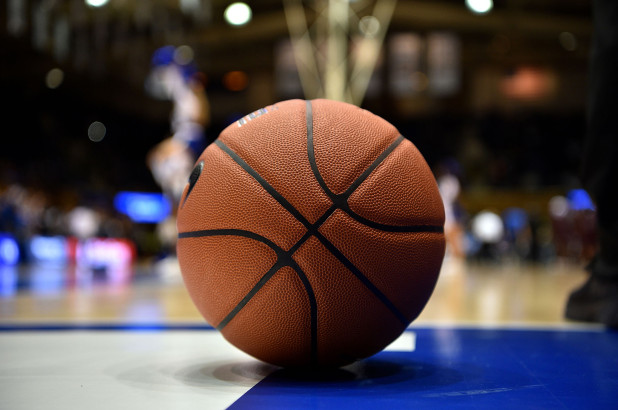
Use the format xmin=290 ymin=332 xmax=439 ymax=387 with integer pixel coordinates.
xmin=230 ymin=327 xmax=618 ymax=409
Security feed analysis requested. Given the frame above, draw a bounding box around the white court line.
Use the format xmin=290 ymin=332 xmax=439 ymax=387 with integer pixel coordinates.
xmin=384 ymin=331 xmax=416 ymax=352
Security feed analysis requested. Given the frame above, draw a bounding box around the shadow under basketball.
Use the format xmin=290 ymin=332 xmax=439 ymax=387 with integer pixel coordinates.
xmin=206 ymin=354 xmax=463 ymax=390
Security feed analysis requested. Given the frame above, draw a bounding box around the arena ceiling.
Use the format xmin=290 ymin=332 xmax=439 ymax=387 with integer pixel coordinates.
xmin=1 ymin=0 xmax=593 ymax=121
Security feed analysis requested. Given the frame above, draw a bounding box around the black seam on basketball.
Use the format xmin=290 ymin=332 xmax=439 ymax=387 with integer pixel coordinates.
xmin=177 ymin=228 xmax=318 ymax=360
xmin=214 ymin=139 xmax=339 ymax=249
xmin=288 ymin=204 xmax=338 ymax=255
xmin=341 ymin=210 xmax=445 ymax=233
xmin=181 ymin=160 xmax=204 ymax=208
xmin=342 ymin=135 xmax=405 ymax=199
xmin=304 ymin=100 xmax=428 ymax=325
xmin=214 ymin=139 xmax=313 ymax=231
xmin=305 ymin=100 xmax=334 ymax=198
xmin=216 ymin=261 xmax=285 ymax=331
xmin=312 ymin=230 xmax=409 ymax=326
xmin=287 ymin=259 xmax=319 ymax=364
xmin=341 ymin=135 xmax=444 ymax=233
xmin=213 ymin=107 xmax=411 ymax=330
xmin=186 ymin=113 xmax=441 ymax=360
xmin=177 ymin=229 xmax=289 ymax=331
xmin=306 ymin=101 xmax=442 ymax=234
xmin=288 ymin=231 xmax=312 ymax=256
xmin=178 ymin=228 xmax=282 ymax=253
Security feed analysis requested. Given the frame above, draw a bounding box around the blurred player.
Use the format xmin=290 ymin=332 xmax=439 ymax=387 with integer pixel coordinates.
xmin=146 ymin=45 xmax=210 ymax=204
xmin=145 ymin=46 xmax=210 ymax=273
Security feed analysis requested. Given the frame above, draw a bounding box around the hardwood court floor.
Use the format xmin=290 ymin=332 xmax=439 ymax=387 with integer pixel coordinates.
xmin=0 ymin=256 xmax=591 ymax=327
xmin=2 ymin=258 xmax=616 ymax=410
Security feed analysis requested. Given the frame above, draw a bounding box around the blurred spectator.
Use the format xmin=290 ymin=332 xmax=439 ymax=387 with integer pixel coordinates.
xmin=549 ymin=193 xmax=597 ymax=262
xmin=0 ymin=185 xmax=25 ymax=236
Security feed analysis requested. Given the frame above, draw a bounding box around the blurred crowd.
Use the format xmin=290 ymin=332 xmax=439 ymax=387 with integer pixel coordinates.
xmin=0 ymin=183 xmax=161 ymax=267
xmin=0 ymin=168 xmax=598 ymax=270
xmin=0 ymin=48 xmax=598 ymax=273
xmin=436 ymin=167 xmax=597 ymax=264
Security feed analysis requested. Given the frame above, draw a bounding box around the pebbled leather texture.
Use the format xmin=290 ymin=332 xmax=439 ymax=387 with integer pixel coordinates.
xmin=177 ymin=99 xmax=445 ymax=367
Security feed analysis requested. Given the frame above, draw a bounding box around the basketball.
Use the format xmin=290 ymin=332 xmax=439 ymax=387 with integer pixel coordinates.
xmin=176 ymin=99 xmax=445 ymax=368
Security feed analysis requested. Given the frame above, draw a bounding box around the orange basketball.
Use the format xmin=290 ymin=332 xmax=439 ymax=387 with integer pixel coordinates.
xmin=176 ymin=99 xmax=445 ymax=368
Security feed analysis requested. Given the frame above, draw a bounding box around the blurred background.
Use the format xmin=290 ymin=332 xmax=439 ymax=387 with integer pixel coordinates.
xmin=0 ymin=0 xmax=597 ymax=323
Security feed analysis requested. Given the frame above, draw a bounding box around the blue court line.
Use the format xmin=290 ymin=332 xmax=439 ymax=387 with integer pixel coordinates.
xmin=0 ymin=323 xmax=215 ymax=332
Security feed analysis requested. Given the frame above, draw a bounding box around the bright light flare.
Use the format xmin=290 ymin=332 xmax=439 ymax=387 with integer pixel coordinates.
xmin=224 ymin=2 xmax=252 ymax=26
xmin=471 ymin=211 xmax=504 ymax=244
xmin=85 ymin=0 xmax=110 ymax=7
xmin=466 ymin=0 xmax=493 ymax=14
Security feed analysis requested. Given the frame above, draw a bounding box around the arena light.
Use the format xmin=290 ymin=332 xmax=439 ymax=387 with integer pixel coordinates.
xmin=29 ymin=236 xmax=69 ymax=264
xmin=0 ymin=234 xmax=20 ymax=266
xmin=114 ymin=192 xmax=172 ymax=223
xmin=466 ymin=0 xmax=493 ymax=14
xmin=85 ymin=0 xmax=109 ymax=7
xmin=224 ymin=2 xmax=252 ymax=26
xmin=471 ymin=210 xmax=504 ymax=244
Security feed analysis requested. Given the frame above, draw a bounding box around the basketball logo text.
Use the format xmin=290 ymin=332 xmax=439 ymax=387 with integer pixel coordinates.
xmin=237 ymin=105 xmax=278 ymax=127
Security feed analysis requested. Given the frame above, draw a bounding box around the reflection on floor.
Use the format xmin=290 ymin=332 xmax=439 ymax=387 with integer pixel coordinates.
xmin=0 ymin=256 xmax=590 ymax=326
